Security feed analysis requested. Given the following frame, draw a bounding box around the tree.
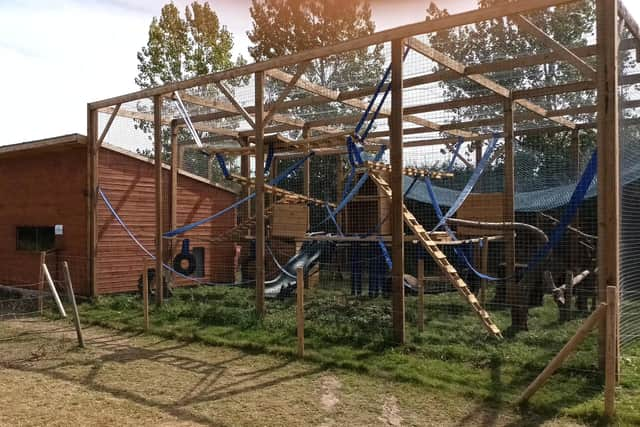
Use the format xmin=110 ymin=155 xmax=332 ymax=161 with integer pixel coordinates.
xmin=424 ymin=0 xmax=597 ymax=332
xmin=247 ymin=0 xmax=384 ymax=230
xmin=134 ymin=1 xmax=244 ymax=180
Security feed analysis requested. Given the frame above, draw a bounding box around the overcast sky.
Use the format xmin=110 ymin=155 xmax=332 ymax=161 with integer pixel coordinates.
xmin=0 ymin=0 xmax=638 ymax=145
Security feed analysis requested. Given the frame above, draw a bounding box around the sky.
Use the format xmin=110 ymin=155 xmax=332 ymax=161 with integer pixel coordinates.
xmin=0 ymin=0 xmax=639 ymax=146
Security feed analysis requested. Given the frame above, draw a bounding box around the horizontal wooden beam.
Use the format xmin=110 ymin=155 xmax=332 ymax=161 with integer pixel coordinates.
xmin=511 ymin=14 xmax=597 ymax=80
xmin=89 ymin=0 xmax=579 ymax=110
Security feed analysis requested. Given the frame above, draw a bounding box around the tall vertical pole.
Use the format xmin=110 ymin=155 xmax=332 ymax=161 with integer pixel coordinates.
xmin=170 ymin=123 xmax=179 ymax=288
xmin=303 ymin=126 xmax=311 ymax=230
xmin=596 ymin=0 xmax=620 ymax=376
xmin=504 ymin=99 xmax=518 ymax=327
xmin=255 ymin=72 xmax=266 ymax=317
xmin=87 ymin=106 xmax=99 ymax=297
xmin=154 ymin=95 xmax=164 ymax=306
xmin=391 ymin=38 xmax=405 ymax=344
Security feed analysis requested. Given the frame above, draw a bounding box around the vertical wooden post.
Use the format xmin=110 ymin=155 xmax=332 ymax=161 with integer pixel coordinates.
xmin=240 ymin=137 xmax=251 ymax=226
xmin=296 ymin=267 xmax=304 ymax=358
xmin=605 ymin=285 xmax=618 ymax=417
xmin=255 ymin=72 xmax=266 ymax=317
xmin=62 ymin=262 xmax=85 ymax=348
xmin=303 ymin=126 xmax=311 ymax=229
xmin=38 ymin=251 xmax=46 ymax=313
xmin=417 ymin=259 xmax=424 ymax=332
xmin=154 ymin=95 xmax=164 ymax=306
xmin=170 ymin=123 xmax=179 ymax=289
xmin=87 ymin=106 xmax=99 ymax=297
xmin=480 ymin=237 xmax=489 ymax=307
xmin=390 ymin=38 xmax=405 ymax=344
xmin=142 ymin=260 xmax=149 ymax=331
xmin=596 ymin=0 xmax=620 ymax=373
xmin=504 ymin=99 xmax=519 ymax=327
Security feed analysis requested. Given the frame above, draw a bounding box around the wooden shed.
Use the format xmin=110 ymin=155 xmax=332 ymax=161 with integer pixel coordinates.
xmin=0 ymin=134 xmax=238 ymax=296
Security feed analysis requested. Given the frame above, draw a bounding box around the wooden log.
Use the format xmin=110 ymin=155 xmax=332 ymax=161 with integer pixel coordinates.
xmin=446 ymin=218 xmax=548 ymax=242
xmin=63 ymin=262 xmax=85 ymax=348
xmin=605 ymin=285 xmax=618 ymax=417
xmin=142 ymin=261 xmax=149 ymax=331
xmin=517 ymin=303 xmax=606 ymax=403
xmin=154 ymin=95 xmax=164 ymax=306
xmin=390 ymin=38 xmax=406 ymax=345
xmin=296 ymin=267 xmax=305 ymax=358
xmin=480 ymin=237 xmax=489 ymax=307
xmin=255 ymin=71 xmax=266 ymax=317
xmin=97 ymin=103 xmax=121 ymax=147
xmin=38 ymin=251 xmax=46 ymax=314
xmin=42 ymin=264 xmax=66 ymax=318
xmin=417 ymin=259 xmax=425 ymax=332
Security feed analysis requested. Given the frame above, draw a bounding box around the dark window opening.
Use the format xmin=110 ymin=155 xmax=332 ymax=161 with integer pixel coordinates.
xmin=16 ymin=226 xmax=55 ymax=252
xmin=193 ymin=247 xmax=205 ymax=278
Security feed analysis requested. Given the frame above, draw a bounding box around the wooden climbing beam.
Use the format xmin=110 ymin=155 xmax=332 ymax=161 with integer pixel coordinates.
xmin=228 ymin=174 xmax=336 ymax=208
xmin=363 ymin=160 xmax=454 ymax=179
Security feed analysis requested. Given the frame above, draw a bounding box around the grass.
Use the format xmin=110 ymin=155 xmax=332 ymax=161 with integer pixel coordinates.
xmin=77 ymin=281 xmax=640 ymax=425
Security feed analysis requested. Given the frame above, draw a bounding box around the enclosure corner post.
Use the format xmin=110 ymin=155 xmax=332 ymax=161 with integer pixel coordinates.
xmin=170 ymin=122 xmax=179 ymax=288
xmin=153 ymin=94 xmax=164 ymax=306
xmin=391 ymin=37 xmax=405 ymax=345
xmin=255 ymin=71 xmax=266 ymax=318
xmin=596 ymin=0 xmax=620 ymax=373
xmin=87 ymin=105 xmax=99 ymax=298
xmin=503 ymin=98 xmax=520 ymax=329
xmin=605 ymin=285 xmax=618 ymax=417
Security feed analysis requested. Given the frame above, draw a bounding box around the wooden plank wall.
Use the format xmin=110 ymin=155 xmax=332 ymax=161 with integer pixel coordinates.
xmin=96 ymin=148 xmax=237 ymax=294
xmin=0 ymin=147 xmax=88 ymax=293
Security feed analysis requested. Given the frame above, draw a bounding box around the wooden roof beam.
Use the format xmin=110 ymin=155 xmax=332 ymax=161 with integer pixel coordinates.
xmin=213 ymin=82 xmax=256 ymax=128
xmin=99 ymin=106 xmax=239 ymax=138
xmin=405 ymin=37 xmax=576 ymax=130
xmin=264 ymin=62 xmax=310 ymax=124
xmin=510 ymin=14 xmax=597 ymax=81
xmin=265 ymin=68 xmax=478 ymax=140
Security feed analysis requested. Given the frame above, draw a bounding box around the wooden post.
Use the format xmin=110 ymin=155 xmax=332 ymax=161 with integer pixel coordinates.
xmin=87 ymin=106 xmax=99 ymax=297
xmin=296 ymin=267 xmax=304 ymax=358
xmin=596 ymin=0 xmax=620 ymax=373
xmin=480 ymin=237 xmax=489 ymax=307
xmin=142 ymin=260 xmax=150 ymax=331
xmin=517 ymin=303 xmax=606 ymax=404
xmin=390 ymin=38 xmax=405 ymax=344
xmin=303 ymin=126 xmax=311 ymax=229
xmin=38 ymin=251 xmax=46 ymax=313
xmin=154 ymin=95 xmax=164 ymax=306
xmin=42 ymin=264 xmax=67 ymax=318
xmin=504 ymin=99 xmax=520 ymax=328
xmin=62 ymin=262 xmax=85 ymax=348
xmin=605 ymin=285 xmax=618 ymax=417
xmin=255 ymin=72 xmax=266 ymax=317
xmin=417 ymin=259 xmax=424 ymax=332
xmin=170 ymin=124 xmax=179 ymax=289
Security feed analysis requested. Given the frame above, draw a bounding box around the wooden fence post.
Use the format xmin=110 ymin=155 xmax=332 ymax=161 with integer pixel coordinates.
xmin=417 ymin=259 xmax=425 ymax=332
xmin=142 ymin=261 xmax=150 ymax=331
xmin=63 ymin=262 xmax=85 ymax=348
xmin=297 ymin=267 xmax=304 ymax=358
xmin=42 ymin=264 xmax=66 ymax=318
xmin=605 ymin=285 xmax=618 ymax=418
xmin=38 ymin=251 xmax=46 ymax=313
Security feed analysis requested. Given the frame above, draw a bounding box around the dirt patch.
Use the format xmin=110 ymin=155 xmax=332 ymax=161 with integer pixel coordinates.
xmin=0 ymin=318 xmax=587 ymax=427
xmin=378 ymin=395 xmax=403 ymax=426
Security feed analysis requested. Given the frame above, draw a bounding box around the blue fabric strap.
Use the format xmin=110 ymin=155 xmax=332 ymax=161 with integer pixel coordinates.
xmin=164 ymin=151 xmax=315 ymax=238
xmin=433 ymin=135 xmax=499 ymax=230
xmin=529 ymin=149 xmax=598 ymax=269
xmin=447 ymin=138 xmax=464 ymax=172
xmin=215 ymin=153 xmax=230 ymax=178
xmin=264 ymin=143 xmax=275 ymax=175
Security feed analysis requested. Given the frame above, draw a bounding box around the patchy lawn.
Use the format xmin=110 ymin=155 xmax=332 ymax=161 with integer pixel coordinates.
xmin=0 ymin=318 xmax=590 ymax=426
xmin=73 ymin=285 xmax=640 ymax=425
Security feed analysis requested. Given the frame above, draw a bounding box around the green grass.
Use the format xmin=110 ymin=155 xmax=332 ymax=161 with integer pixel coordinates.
xmin=77 ymin=283 xmax=640 ymax=425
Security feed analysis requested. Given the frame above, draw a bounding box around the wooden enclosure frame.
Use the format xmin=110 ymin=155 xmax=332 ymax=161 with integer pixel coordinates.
xmin=87 ymin=0 xmax=634 ymax=414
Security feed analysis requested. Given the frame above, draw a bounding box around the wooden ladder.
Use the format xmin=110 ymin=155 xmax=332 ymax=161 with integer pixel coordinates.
xmin=369 ymin=172 xmax=502 ymax=338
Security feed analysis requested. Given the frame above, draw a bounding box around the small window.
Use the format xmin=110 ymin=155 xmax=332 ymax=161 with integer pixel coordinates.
xmin=16 ymin=226 xmax=55 ymax=251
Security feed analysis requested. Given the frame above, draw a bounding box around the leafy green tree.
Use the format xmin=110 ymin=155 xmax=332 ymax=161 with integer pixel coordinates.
xmin=135 ymin=1 xmax=244 ymax=180
xmin=248 ymin=0 xmax=384 ymax=230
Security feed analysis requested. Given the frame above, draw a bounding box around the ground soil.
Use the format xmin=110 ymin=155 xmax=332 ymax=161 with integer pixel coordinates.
xmin=0 ymin=318 xmax=586 ymax=426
